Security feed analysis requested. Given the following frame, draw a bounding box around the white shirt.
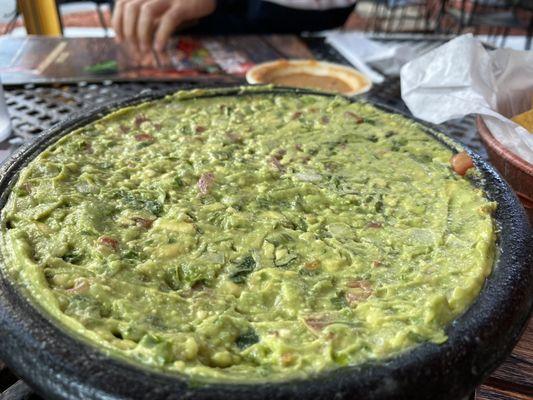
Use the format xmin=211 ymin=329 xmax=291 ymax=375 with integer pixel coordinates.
xmin=264 ymin=0 xmax=357 ymax=9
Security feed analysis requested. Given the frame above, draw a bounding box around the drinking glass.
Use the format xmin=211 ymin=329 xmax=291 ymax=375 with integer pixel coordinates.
xmin=0 ymin=77 xmax=12 ymax=141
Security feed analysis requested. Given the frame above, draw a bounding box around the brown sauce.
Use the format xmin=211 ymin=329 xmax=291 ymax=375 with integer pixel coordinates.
xmin=269 ymin=73 xmax=354 ymax=93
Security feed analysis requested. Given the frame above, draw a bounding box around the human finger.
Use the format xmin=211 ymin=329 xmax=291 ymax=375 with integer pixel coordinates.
xmin=137 ymin=0 xmax=168 ymax=52
xmin=153 ymin=6 xmax=184 ymax=52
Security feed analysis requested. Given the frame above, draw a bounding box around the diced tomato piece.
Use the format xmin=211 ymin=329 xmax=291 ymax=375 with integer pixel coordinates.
xmin=304 ymin=260 xmax=320 ymax=271
xmin=134 ymin=114 xmax=149 ymax=127
xmin=344 ymin=111 xmax=364 ymax=124
xmin=451 ymin=151 xmax=474 ymax=176
xmin=197 ymin=172 xmax=215 ymax=195
xmin=134 ymin=133 xmax=154 ymax=142
xmin=292 ymin=111 xmax=303 ymax=120
xmin=345 ymin=279 xmax=373 ymax=305
xmin=83 ymin=142 xmax=93 ymax=154
xmin=132 ymin=217 xmax=153 ymax=229
xmin=67 ymin=279 xmax=90 ymax=294
xmin=304 ymin=316 xmax=333 ymax=333
xmin=270 ymin=157 xmax=284 ymax=172
xmin=346 ymin=279 xmax=372 ymax=290
xmin=273 ymin=149 xmax=286 ymax=160
xmin=97 ymin=236 xmax=119 ymax=251
xmin=281 ymin=353 xmax=295 ymax=366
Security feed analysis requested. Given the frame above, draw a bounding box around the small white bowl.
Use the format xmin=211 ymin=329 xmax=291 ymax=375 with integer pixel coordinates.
xmin=246 ymin=59 xmax=372 ymax=96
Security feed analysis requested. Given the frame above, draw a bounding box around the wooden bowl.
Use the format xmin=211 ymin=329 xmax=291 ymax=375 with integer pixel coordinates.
xmin=477 ymin=116 xmax=533 ymax=224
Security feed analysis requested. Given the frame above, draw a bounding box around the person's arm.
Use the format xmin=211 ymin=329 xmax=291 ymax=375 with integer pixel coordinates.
xmin=262 ymin=0 xmax=356 ymax=9
xmin=112 ymin=0 xmax=216 ymax=52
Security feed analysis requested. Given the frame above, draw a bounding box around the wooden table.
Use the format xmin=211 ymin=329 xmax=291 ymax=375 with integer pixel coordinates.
xmin=476 ymin=317 xmax=533 ymax=399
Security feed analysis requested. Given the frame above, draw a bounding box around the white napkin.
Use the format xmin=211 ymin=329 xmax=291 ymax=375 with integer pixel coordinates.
xmin=401 ymin=34 xmax=533 ymax=164
xmin=325 ymin=32 xmax=387 ymax=83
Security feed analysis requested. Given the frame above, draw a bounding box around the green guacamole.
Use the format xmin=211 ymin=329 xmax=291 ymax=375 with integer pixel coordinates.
xmin=0 ymin=88 xmax=496 ymax=381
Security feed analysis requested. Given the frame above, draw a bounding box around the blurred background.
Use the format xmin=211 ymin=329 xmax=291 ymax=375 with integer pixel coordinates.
xmin=1 ymin=0 xmax=531 ymax=49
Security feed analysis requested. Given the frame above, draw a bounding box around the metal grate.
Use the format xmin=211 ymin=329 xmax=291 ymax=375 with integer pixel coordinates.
xmin=4 ymin=81 xmax=205 ymax=142
xmin=0 ymin=362 xmax=35 ymax=400
xmin=0 ymin=36 xmax=488 ymax=400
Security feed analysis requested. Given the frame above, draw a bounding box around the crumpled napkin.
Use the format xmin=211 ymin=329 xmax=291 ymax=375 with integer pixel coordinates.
xmin=325 ymin=32 xmax=387 ymax=83
xmin=400 ymin=34 xmax=533 ymax=164
xmin=326 ymin=32 xmax=417 ymax=83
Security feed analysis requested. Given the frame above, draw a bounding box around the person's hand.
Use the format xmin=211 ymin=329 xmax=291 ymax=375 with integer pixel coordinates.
xmin=112 ymin=0 xmax=216 ymax=52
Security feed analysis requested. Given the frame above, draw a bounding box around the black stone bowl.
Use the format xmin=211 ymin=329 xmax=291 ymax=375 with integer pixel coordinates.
xmin=0 ymin=86 xmax=531 ymax=400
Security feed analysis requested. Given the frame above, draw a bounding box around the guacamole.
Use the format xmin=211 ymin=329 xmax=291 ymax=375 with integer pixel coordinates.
xmin=0 ymin=88 xmax=496 ymax=381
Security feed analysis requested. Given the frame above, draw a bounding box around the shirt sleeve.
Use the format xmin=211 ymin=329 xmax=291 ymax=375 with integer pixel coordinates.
xmin=262 ymin=0 xmax=357 ymax=9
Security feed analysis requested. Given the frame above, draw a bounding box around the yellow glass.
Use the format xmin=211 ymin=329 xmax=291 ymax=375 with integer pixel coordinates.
xmin=18 ymin=0 xmax=63 ymax=36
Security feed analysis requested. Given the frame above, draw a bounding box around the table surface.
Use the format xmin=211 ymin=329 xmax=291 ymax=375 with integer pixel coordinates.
xmin=0 ymin=35 xmax=531 ymax=400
